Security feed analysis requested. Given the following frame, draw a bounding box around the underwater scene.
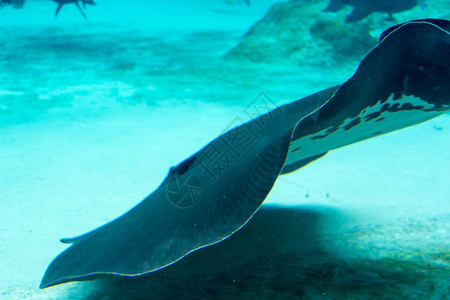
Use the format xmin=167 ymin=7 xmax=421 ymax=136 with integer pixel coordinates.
xmin=0 ymin=0 xmax=449 ymax=299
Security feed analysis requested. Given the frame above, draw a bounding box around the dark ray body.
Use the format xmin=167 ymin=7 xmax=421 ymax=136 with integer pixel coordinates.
xmin=40 ymin=19 xmax=449 ymax=289
xmin=323 ymin=0 xmax=423 ymax=22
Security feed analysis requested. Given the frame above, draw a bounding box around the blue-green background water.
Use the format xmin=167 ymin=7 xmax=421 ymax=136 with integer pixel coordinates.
xmin=0 ymin=0 xmax=449 ymax=299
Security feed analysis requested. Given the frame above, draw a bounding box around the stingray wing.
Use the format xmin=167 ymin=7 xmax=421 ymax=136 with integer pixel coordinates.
xmin=40 ymin=19 xmax=449 ymax=288
xmin=283 ymin=20 xmax=450 ymax=173
xmin=39 ymin=86 xmax=335 ymax=289
xmin=54 ymin=3 xmax=63 ymax=17
xmin=345 ymin=7 xmax=372 ymax=22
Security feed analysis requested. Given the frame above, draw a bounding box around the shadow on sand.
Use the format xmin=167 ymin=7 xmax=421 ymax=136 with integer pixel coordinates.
xmin=80 ymin=205 xmax=341 ymax=299
xmin=73 ymin=205 xmax=446 ymax=299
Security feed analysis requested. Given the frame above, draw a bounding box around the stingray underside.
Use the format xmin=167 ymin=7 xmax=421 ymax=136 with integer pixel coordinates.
xmin=283 ymin=19 xmax=449 ymax=172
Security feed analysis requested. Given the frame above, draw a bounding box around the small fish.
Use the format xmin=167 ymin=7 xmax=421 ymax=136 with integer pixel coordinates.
xmin=323 ymin=0 xmax=425 ymax=22
xmin=0 ymin=0 xmax=25 ymax=9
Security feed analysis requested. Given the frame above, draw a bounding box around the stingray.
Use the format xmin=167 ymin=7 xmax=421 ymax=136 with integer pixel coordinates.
xmin=323 ymin=0 xmax=426 ymax=23
xmin=53 ymin=0 xmax=96 ymax=19
xmin=40 ymin=19 xmax=449 ymax=289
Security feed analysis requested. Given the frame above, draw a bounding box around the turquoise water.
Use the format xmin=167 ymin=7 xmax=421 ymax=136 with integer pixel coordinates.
xmin=0 ymin=1 xmax=449 ymax=299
